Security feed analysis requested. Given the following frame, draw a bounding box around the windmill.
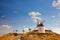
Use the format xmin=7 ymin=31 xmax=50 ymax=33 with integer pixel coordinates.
xmin=34 ymin=19 xmax=45 ymax=33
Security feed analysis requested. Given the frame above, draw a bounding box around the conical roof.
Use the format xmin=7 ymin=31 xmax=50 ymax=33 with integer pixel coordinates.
xmin=37 ymin=22 xmax=44 ymax=27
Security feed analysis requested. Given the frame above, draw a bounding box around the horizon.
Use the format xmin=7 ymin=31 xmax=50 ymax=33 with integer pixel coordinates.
xmin=0 ymin=0 xmax=60 ymax=35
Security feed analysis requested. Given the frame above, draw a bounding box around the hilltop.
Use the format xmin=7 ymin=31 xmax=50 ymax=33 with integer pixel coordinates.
xmin=0 ymin=33 xmax=19 ymax=40
xmin=21 ymin=30 xmax=60 ymax=40
xmin=0 ymin=30 xmax=60 ymax=40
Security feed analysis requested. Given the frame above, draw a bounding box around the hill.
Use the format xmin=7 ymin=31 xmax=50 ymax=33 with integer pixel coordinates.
xmin=21 ymin=30 xmax=60 ymax=40
xmin=0 ymin=30 xmax=60 ymax=40
xmin=0 ymin=33 xmax=19 ymax=40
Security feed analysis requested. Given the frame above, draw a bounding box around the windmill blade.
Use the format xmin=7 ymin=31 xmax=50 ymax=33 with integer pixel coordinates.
xmin=36 ymin=18 xmax=40 ymax=24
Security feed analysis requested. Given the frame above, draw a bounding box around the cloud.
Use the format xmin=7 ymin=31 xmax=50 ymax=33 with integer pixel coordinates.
xmin=51 ymin=13 xmax=60 ymax=18
xmin=29 ymin=12 xmax=42 ymax=23
xmin=58 ymin=13 xmax=60 ymax=17
xmin=52 ymin=0 xmax=60 ymax=9
xmin=51 ymin=16 xmax=56 ymax=18
xmin=1 ymin=16 xmax=5 ymax=18
xmin=23 ymin=26 xmax=29 ymax=32
xmin=52 ymin=27 xmax=60 ymax=34
xmin=29 ymin=12 xmax=41 ymax=17
xmin=0 ymin=25 xmax=12 ymax=35
xmin=51 ymin=22 xmax=60 ymax=34
xmin=1 ymin=25 xmax=12 ymax=28
xmin=32 ymin=17 xmax=41 ymax=23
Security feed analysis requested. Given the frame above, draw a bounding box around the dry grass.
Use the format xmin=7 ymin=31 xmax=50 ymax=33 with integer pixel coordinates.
xmin=0 ymin=33 xmax=18 ymax=40
xmin=21 ymin=32 xmax=60 ymax=40
xmin=0 ymin=32 xmax=60 ymax=40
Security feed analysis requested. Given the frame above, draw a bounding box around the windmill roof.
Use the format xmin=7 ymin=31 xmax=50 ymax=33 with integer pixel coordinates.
xmin=37 ymin=23 xmax=44 ymax=27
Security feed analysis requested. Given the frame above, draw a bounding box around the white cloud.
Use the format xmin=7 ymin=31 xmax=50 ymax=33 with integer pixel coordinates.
xmin=1 ymin=25 xmax=12 ymax=28
xmin=51 ymin=16 xmax=56 ymax=18
xmin=23 ymin=26 xmax=29 ymax=32
xmin=1 ymin=16 xmax=5 ymax=18
xmin=52 ymin=0 xmax=60 ymax=9
xmin=32 ymin=17 xmax=41 ymax=23
xmin=29 ymin=12 xmax=42 ymax=23
xmin=29 ymin=12 xmax=41 ymax=17
xmin=51 ymin=13 xmax=60 ymax=18
xmin=55 ymin=23 xmax=59 ymax=25
xmin=0 ymin=25 xmax=12 ymax=35
xmin=58 ymin=13 xmax=60 ymax=17
xmin=51 ymin=22 xmax=60 ymax=34
xmin=52 ymin=27 xmax=60 ymax=34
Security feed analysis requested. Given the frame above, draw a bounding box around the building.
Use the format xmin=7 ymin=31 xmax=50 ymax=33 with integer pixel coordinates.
xmin=37 ymin=22 xmax=45 ymax=33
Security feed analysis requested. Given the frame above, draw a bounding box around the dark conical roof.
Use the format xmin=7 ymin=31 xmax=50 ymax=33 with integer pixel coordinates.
xmin=37 ymin=23 xmax=44 ymax=27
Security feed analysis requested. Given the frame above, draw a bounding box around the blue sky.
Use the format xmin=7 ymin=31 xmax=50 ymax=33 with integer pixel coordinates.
xmin=0 ymin=0 xmax=60 ymax=35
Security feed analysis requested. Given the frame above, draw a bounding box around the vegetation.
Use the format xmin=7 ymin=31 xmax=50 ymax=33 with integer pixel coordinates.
xmin=0 ymin=33 xmax=19 ymax=40
xmin=0 ymin=32 xmax=60 ymax=40
xmin=21 ymin=32 xmax=60 ymax=40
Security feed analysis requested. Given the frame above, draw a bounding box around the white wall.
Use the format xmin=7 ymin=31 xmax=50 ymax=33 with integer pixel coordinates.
xmin=38 ymin=26 xmax=45 ymax=33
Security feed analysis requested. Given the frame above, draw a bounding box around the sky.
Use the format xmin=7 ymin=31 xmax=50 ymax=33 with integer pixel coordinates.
xmin=0 ymin=0 xmax=60 ymax=35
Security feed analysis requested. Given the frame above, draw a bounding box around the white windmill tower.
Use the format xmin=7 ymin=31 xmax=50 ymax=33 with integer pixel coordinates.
xmin=36 ymin=19 xmax=45 ymax=33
